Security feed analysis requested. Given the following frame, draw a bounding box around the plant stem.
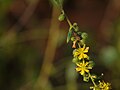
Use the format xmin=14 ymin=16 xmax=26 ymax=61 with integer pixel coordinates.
xmin=78 ymin=43 xmax=81 ymax=48
xmin=61 ymin=7 xmax=98 ymax=88
xmin=88 ymin=72 xmax=97 ymax=87
xmin=66 ymin=16 xmax=73 ymax=27
xmin=61 ymin=10 xmax=73 ymax=28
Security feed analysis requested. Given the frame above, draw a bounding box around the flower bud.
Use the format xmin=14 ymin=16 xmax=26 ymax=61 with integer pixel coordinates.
xmin=71 ymin=37 xmax=75 ymax=41
xmin=81 ymin=32 xmax=88 ymax=39
xmin=73 ymin=23 xmax=79 ymax=32
xmin=58 ymin=13 xmax=65 ymax=21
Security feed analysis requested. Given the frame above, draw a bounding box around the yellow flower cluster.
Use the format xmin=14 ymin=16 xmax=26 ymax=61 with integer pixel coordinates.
xmin=76 ymin=60 xmax=92 ymax=75
xmin=72 ymin=43 xmax=111 ymax=89
xmin=90 ymin=81 xmax=111 ymax=90
xmin=73 ymin=44 xmax=89 ymax=60
xmin=73 ymin=44 xmax=92 ymax=76
xmin=98 ymin=81 xmax=111 ymax=90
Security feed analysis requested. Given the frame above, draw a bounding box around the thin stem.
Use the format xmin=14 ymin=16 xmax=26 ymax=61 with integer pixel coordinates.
xmin=60 ymin=9 xmax=72 ymax=27
xmin=61 ymin=9 xmax=78 ymax=32
xmin=88 ymin=72 xmax=97 ymax=87
xmin=66 ymin=16 xmax=73 ymax=27
xmin=78 ymin=42 xmax=81 ymax=48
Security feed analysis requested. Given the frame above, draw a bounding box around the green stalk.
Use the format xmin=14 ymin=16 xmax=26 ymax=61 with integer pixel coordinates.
xmin=88 ymin=72 xmax=97 ymax=87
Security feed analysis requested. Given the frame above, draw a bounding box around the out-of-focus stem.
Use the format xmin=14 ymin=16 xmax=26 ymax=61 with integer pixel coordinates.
xmin=33 ymin=5 xmax=60 ymax=90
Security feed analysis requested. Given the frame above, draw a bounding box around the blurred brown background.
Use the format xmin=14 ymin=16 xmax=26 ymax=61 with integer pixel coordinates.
xmin=0 ymin=0 xmax=120 ymax=90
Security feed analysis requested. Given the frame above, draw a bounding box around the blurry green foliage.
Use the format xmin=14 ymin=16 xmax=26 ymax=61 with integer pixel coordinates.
xmin=0 ymin=0 xmax=13 ymax=18
xmin=99 ymin=46 xmax=118 ymax=67
xmin=50 ymin=0 xmax=64 ymax=7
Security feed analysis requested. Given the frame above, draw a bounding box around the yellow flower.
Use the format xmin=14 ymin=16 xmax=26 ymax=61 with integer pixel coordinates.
xmin=98 ymin=81 xmax=111 ymax=90
xmin=76 ymin=61 xmax=92 ymax=75
xmin=90 ymin=81 xmax=111 ymax=90
xmin=73 ymin=44 xmax=89 ymax=60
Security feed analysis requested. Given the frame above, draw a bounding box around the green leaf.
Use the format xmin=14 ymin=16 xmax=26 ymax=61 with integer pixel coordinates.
xmin=58 ymin=0 xmax=64 ymax=5
xmin=51 ymin=0 xmax=64 ymax=6
xmin=67 ymin=29 xmax=72 ymax=43
xmin=53 ymin=0 xmax=60 ymax=5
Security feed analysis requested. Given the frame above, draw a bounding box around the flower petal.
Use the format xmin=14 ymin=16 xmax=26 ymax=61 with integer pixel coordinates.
xmin=85 ymin=69 xmax=89 ymax=73
xmin=76 ymin=67 xmax=81 ymax=71
xmin=85 ymin=62 xmax=89 ymax=66
xmin=78 ymin=54 xmax=83 ymax=60
xmin=76 ymin=63 xmax=81 ymax=67
xmin=83 ymin=54 xmax=89 ymax=59
xmin=84 ymin=47 xmax=89 ymax=53
xmin=80 ymin=70 xmax=85 ymax=75
xmin=87 ymin=66 xmax=92 ymax=69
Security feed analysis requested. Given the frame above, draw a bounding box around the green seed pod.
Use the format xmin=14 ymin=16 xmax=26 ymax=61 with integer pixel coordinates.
xmin=71 ymin=37 xmax=75 ymax=41
xmin=81 ymin=32 xmax=88 ymax=39
xmin=73 ymin=23 xmax=79 ymax=32
xmin=75 ymin=26 xmax=79 ymax=32
xmin=73 ymin=23 xmax=77 ymax=26
xmin=58 ymin=13 xmax=65 ymax=21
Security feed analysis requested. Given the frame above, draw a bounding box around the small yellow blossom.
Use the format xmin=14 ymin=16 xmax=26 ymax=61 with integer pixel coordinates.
xmin=90 ymin=81 xmax=111 ymax=90
xmin=76 ymin=61 xmax=92 ymax=75
xmin=98 ymin=81 xmax=111 ymax=90
xmin=73 ymin=44 xmax=89 ymax=60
